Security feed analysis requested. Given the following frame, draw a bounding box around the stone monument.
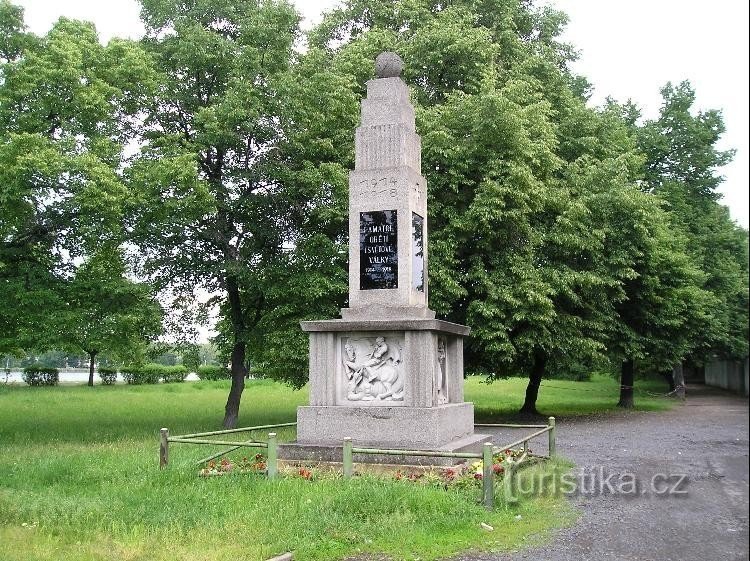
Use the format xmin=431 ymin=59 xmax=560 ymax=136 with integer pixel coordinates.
xmin=280 ymin=53 xmax=488 ymax=462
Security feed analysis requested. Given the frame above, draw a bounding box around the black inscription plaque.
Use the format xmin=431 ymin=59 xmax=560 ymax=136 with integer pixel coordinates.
xmin=412 ymin=212 xmax=424 ymax=292
xmin=360 ymin=210 xmax=398 ymax=289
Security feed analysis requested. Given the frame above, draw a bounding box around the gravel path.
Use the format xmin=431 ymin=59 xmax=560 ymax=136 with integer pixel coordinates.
xmin=453 ymin=384 xmax=749 ymax=561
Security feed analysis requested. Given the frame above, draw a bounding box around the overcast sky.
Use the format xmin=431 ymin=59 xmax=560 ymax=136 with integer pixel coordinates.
xmin=15 ymin=0 xmax=749 ymax=228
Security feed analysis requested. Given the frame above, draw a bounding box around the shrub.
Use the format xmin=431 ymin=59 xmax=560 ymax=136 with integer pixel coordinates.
xmin=22 ymin=366 xmax=59 ymax=387
xmin=197 ymin=365 xmax=230 ymax=381
xmin=162 ymin=365 xmax=188 ymax=383
xmin=121 ymin=365 xmax=141 ymax=384
xmin=121 ymin=364 xmax=188 ymax=384
xmin=98 ymin=367 xmax=118 ymax=385
xmin=137 ymin=364 xmax=163 ymax=384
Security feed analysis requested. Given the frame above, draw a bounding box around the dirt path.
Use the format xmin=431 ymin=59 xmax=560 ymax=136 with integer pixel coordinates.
xmin=454 ymin=384 xmax=749 ymax=561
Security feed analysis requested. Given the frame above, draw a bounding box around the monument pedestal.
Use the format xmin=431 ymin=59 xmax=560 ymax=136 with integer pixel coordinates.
xmin=278 ymin=317 xmax=490 ymax=465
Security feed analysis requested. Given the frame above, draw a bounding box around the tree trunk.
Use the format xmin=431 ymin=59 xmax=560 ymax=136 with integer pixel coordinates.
xmin=520 ymin=350 xmax=547 ymax=415
xmin=671 ymin=363 xmax=686 ymax=400
xmin=87 ymin=351 xmax=97 ymax=387
xmin=223 ymin=341 xmax=247 ymax=428
xmin=222 ymin=274 xmax=247 ymax=428
xmin=660 ymin=369 xmax=676 ymax=392
xmin=617 ymin=358 xmax=635 ymax=408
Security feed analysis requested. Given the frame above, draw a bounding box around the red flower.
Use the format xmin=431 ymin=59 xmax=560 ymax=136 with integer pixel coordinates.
xmin=492 ymin=464 xmax=505 ymax=475
xmin=474 ymin=472 xmax=483 ymax=480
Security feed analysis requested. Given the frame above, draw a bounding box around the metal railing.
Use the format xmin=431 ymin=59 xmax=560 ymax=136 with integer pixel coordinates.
xmin=159 ymin=422 xmax=296 ymax=478
xmin=158 ymin=417 xmax=557 ymax=510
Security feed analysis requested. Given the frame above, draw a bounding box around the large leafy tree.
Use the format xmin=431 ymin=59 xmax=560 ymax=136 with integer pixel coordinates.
xmin=128 ymin=0 xmax=356 ymax=426
xmin=637 ymin=81 xmax=748 ymax=366
xmin=0 ymin=3 xmax=153 ymax=357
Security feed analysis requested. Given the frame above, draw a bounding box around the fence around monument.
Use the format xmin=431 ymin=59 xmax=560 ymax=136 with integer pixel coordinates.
xmin=158 ymin=417 xmax=557 ymax=509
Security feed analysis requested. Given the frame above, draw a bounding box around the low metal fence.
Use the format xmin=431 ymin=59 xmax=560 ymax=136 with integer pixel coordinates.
xmin=159 ymin=422 xmax=297 ymax=478
xmin=159 ymin=417 xmax=557 ymax=510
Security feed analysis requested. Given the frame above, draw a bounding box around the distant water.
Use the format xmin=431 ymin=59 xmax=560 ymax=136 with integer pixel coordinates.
xmin=1 ymin=371 xmax=200 ymax=385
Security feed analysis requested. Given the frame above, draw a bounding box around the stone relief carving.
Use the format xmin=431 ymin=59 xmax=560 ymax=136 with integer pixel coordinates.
xmin=436 ymin=338 xmax=448 ymax=404
xmin=342 ymin=336 xmax=404 ymax=402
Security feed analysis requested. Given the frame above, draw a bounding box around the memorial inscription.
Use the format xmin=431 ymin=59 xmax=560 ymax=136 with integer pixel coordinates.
xmin=360 ymin=210 xmax=398 ymax=289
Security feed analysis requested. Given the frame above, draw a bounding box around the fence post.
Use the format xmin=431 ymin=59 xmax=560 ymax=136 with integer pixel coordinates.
xmin=343 ymin=437 xmax=353 ymax=479
xmin=482 ymin=443 xmax=494 ymax=510
xmin=503 ymin=457 xmax=517 ymax=504
xmin=267 ymin=432 xmax=278 ymax=479
xmin=159 ymin=428 xmax=169 ymax=469
xmin=548 ymin=417 xmax=556 ymax=457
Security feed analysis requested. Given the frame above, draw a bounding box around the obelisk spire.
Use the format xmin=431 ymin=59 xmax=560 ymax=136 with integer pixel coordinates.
xmin=342 ymin=52 xmax=435 ymax=320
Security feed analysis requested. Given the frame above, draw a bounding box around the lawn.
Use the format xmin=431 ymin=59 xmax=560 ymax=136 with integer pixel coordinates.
xmin=0 ymin=375 xmax=670 ymax=560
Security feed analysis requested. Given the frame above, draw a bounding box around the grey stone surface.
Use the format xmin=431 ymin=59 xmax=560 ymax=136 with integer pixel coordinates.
xmin=375 ymin=52 xmax=404 ymax=78
xmin=305 ymin=327 xmax=467 ymax=408
xmin=346 ymin=72 xmax=430 ymax=315
xmin=295 ymin=403 xmax=476 ymax=448
xmin=301 ymin=318 xmax=471 ymax=336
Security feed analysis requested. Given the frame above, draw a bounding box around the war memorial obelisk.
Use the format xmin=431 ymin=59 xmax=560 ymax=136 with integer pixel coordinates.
xmin=281 ymin=53 xmax=488 ymax=462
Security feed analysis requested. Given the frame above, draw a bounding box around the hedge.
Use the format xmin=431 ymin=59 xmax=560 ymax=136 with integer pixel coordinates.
xmin=121 ymin=364 xmax=187 ymax=384
xmin=22 ymin=366 xmax=59 ymax=387
xmin=197 ymin=365 xmax=231 ymax=381
xmin=98 ymin=367 xmax=118 ymax=385
xmin=161 ymin=365 xmax=188 ymax=383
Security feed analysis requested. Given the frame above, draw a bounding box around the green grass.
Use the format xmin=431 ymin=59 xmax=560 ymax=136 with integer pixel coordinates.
xmin=0 ymin=375 xmax=670 ymax=560
xmin=469 ymin=374 xmax=674 ymax=422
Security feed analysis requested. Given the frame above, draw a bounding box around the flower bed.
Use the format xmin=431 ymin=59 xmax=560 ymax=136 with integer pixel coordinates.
xmin=199 ymin=447 xmax=530 ymax=487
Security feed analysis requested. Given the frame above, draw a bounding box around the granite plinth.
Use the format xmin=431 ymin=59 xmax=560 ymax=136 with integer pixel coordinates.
xmin=295 ymin=402 xmax=475 ymax=448
xmin=278 ymin=432 xmax=492 ymax=466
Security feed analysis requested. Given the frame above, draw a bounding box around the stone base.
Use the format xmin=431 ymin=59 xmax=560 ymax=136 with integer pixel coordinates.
xmin=296 ymin=402 xmax=475 ymax=449
xmin=340 ymin=306 xmax=436 ymax=321
xmin=278 ymin=433 xmax=492 ymax=466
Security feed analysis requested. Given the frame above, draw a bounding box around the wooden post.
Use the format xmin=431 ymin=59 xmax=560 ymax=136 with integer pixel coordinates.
xmin=503 ymin=457 xmax=517 ymax=504
xmin=482 ymin=443 xmax=494 ymax=510
xmin=548 ymin=417 xmax=556 ymax=457
xmin=343 ymin=437 xmax=353 ymax=479
xmin=267 ymin=432 xmax=278 ymax=479
xmin=159 ymin=428 xmax=169 ymax=469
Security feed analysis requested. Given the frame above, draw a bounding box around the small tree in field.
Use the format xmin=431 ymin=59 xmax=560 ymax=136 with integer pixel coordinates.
xmin=56 ymin=247 xmax=163 ymax=386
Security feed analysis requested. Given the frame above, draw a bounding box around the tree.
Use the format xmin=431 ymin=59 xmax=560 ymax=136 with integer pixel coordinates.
xmin=127 ymin=0 xmax=357 ymax=426
xmin=589 ymin=183 xmax=709 ymax=408
xmin=0 ymin=4 xmax=156 ymax=357
xmin=636 ymin=81 xmax=749 ymax=368
xmin=55 ymin=247 xmax=163 ymax=386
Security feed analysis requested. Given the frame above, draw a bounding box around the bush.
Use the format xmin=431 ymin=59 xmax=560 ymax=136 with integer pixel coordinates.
xmin=161 ymin=365 xmax=188 ymax=383
xmin=22 ymin=366 xmax=59 ymax=387
xmin=121 ymin=364 xmax=188 ymax=384
xmin=121 ymin=365 xmax=156 ymax=384
xmin=197 ymin=365 xmax=230 ymax=381
xmin=98 ymin=367 xmax=118 ymax=385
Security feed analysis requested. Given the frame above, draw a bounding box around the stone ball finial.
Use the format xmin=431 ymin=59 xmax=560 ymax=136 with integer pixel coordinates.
xmin=375 ymin=52 xmax=403 ymax=78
